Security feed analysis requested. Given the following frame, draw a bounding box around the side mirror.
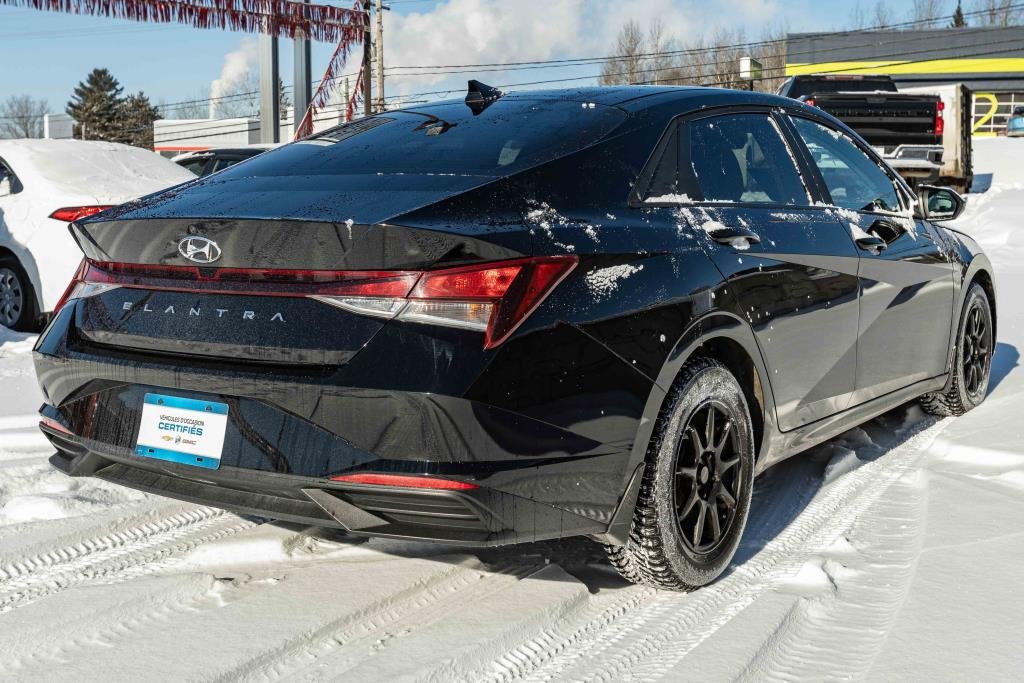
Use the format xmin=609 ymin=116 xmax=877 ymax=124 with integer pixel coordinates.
xmin=917 ymin=184 xmax=965 ymax=222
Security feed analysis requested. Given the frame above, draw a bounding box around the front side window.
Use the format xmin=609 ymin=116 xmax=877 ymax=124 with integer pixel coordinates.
xmin=790 ymin=117 xmax=901 ymax=213
xmin=642 ymin=113 xmax=809 ymax=206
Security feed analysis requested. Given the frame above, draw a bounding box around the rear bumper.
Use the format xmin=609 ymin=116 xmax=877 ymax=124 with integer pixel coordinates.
xmin=33 ymin=302 xmax=653 ymax=546
xmin=879 ymin=145 xmax=944 ymax=176
xmin=44 ymin=426 xmax=608 ymax=545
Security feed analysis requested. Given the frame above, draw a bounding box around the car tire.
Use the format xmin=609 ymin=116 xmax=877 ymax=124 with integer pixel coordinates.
xmin=921 ymin=283 xmax=993 ymax=416
xmin=0 ymin=255 xmax=41 ymax=332
xmin=605 ymin=357 xmax=755 ymax=590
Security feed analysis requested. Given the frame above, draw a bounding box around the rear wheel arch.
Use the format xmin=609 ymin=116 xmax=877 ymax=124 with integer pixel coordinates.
xmin=697 ymin=336 xmax=766 ymax=464
xmin=648 ymin=313 xmax=776 ymax=466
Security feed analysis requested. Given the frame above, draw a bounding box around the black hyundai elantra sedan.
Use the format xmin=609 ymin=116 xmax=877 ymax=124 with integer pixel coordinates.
xmin=34 ymin=85 xmax=995 ymax=590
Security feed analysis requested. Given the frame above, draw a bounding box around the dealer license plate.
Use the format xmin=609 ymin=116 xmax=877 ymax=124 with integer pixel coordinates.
xmin=135 ymin=393 xmax=229 ymax=469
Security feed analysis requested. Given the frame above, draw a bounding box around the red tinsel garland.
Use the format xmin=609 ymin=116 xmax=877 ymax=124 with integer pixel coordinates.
xmin=0 ymin=0 xmax=367 ymax=43
xmin=295 ymin=2 xmax=364 ymax=139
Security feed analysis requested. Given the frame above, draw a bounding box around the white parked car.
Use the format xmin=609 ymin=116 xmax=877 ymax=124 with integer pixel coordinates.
xmin=0 ymin=139 xmax=194 ymax=330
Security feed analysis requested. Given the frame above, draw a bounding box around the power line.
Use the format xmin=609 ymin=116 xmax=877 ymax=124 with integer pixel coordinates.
xmin=385 ymin=2 xmax=1024 ymax=72
xmin=382 ymin=22 xmax=1024 ymax=80
xmin=379 ymin=33 xmax=1024 ymax=104
xmin=146 ymin=37 xmax=1024 ymax=145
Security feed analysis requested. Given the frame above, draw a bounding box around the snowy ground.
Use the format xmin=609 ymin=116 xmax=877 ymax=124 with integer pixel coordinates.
xmin=1 ymin=139 xmax=1022 ymax=681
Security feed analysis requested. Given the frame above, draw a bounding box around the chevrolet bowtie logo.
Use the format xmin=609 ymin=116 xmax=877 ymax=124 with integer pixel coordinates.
xmin=178 ymin=236 xmax=222 ymax=264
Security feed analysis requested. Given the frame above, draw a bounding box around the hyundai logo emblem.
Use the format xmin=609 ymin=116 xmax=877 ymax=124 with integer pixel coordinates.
xmin=178 ymin=236 xmax=222 ymax=264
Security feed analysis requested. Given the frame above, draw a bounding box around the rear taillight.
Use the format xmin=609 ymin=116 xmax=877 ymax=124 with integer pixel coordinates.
xmin=51 ymin=259 xmax=122 ymax=317
xmin=49 ymin=206 xmax=113 ymax=222
xmin=329 ymin=473 xmax=479 ymax=490
xmin=934 ymin=100 xmax=945 ymax=136
xmin=54 ymin=256 xmax=577 ymax=349
xmin=805 ymin=98 xmax=815 ymax=107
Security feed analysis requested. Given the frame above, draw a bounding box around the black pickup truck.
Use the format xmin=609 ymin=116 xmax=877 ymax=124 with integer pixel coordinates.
xmin=777 ymin=74 xmax=944 ymax=183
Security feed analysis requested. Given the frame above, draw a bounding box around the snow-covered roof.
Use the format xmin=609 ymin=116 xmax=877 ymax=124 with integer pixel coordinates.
xmin=0 ymin=138 xmax=193 ymax=203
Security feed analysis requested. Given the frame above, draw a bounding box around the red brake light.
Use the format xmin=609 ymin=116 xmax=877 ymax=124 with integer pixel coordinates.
xmin=805 ymin=98 xmax=815 ymax=107
xmin=39 ymin=416 xmax=73 ymax=435
xmin=412 ymin=265 xmax=522 ymax=299
xmin=49 ymin=206 xmax=113 ymax=222
xmin=329 ymin=473 xmax=479 ymax=490
xmin=934 ymin=102 xmax=945 ymax=136
xmin=65 ymin=255 xmax=578 ymax=349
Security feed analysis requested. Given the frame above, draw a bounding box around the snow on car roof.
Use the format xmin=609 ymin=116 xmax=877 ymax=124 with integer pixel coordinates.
xmin=0 ymin=138 xmax=193 ymax=202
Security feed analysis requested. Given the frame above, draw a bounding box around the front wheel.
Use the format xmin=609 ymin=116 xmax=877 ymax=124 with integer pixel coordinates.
xmin=921 ymin=283 xmax=993 ymax=416
xmin=606 ymin=357 xmax=755 ymax=591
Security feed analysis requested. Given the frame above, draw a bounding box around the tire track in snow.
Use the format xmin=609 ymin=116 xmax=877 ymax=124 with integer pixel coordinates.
xmin=556 ymin=418 xmax=946 ymax=682
xmin=0 ymin=504 xmax=224 ymax=581
xmin=505 ymin=417 xmax=946 ymax=682
xmin=732 ymin=468 xmax=928 ymax=681
xmin=217 ymin=560 xmax=541 ymax=682
xmin=464 ymin=455 xmax=825 ymax=683
xmin=0 ymin=507 xmax=258 ymax=612
xmin=5 ymin=572 xmax=236 ymax=673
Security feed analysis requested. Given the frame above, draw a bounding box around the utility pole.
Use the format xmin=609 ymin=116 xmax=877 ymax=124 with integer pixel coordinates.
xmin=293 ymin=0 xmax=312 ymax=137
xmin=259 ymin=34 xmax=280 ymax=143
xmin=375 ymin=0 xmax=385 ymax=113
xmin=344 ymin=77 xmax=351 ymax=122
xmin=362 ymin=0 xmax=372 ymax=116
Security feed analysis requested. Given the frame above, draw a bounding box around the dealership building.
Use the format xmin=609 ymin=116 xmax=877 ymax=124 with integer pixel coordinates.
xmin=786 ymin=26 xmax=1024 ymax=135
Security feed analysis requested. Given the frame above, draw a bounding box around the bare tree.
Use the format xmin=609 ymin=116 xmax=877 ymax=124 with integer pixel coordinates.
xmin=912 ymin=0 xmax=947 ymax=27
xmin=971 ymin=0 xmax=1024 ymax=26
xmin=0 ymin=94 xmax=49 ymax=139
xmin=600 ymin=21 xmax=645 ymax=85
xmin=847 ymin=1 xmax=894 ymax=28
xmin=871 ymin=0 xmax=895 ymax=27
xmin=211 ymin=72 xmax=291 ymax=119
xmin=159 ymin=91 xmax=212 ymax=120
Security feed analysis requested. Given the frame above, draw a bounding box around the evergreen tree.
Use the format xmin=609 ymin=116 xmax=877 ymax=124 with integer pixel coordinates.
xmin=118 ymin=92 xmax=161 ymax=148
xmin=951 ymin=1 xmax=968 ymax=27
xmin=66 ymin=68 xmax=124 ymax=141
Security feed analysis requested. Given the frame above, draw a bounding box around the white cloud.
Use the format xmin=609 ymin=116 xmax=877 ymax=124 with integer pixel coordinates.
xmin=383 ymin=0 xmax=587 ymax=98
xmin=209 ymin=37 xmax=258 ymax=118
xmin=378 ymin=0 xmax=787 ymax=104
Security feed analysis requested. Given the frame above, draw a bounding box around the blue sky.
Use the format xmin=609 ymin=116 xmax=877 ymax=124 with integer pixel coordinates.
xmin=0 ymin=0 xmax=938 ymax=117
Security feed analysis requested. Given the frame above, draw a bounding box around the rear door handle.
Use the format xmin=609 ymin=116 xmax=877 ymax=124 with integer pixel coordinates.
xmin=708 ymin=225 xmax=761 ymax=247
xmin=855 ymin=235 xmax=887 ymax=253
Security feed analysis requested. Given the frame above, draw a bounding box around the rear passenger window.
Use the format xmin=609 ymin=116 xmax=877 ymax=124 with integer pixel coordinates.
xmin=789 ymin=117 xmax=902 ymax=213
xmin=642 ymin=113 xmax=808 ymax=206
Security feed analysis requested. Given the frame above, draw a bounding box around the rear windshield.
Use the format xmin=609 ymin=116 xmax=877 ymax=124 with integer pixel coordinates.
xmin=228 ymin=98 xmax=626 ymax=178
xmin=789 ymin=78 xmax=898 ymax=99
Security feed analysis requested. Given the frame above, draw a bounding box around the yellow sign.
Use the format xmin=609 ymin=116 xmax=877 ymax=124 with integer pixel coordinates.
xmin=786 ymin=58 xmax=1024 ymax=76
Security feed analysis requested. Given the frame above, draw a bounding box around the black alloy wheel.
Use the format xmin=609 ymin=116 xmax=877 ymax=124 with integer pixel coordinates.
xmin=921 ymin=283 xmax=994 ymax=416
xmin=674 ymin=402 xmax=742 ymax=554
xmin=605 ymin=357 xmax=755 ymax=591
xmin=961 ymin=302 xmax=991 ymax=399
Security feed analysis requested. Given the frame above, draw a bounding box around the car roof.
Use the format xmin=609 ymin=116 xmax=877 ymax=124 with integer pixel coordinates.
xmin=0 ymin=138 xmax=194 ymax=200
xmin=397 ymin=85 xmax=801 ymax=118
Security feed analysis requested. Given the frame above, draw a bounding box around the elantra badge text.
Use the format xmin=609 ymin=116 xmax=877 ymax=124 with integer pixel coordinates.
xmin=178 ymin=236 xmax=222 ymax=264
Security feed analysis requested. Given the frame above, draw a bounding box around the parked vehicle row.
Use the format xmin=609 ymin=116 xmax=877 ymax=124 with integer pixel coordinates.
xmin=33 ymin=85 xmax=994 ymax=590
